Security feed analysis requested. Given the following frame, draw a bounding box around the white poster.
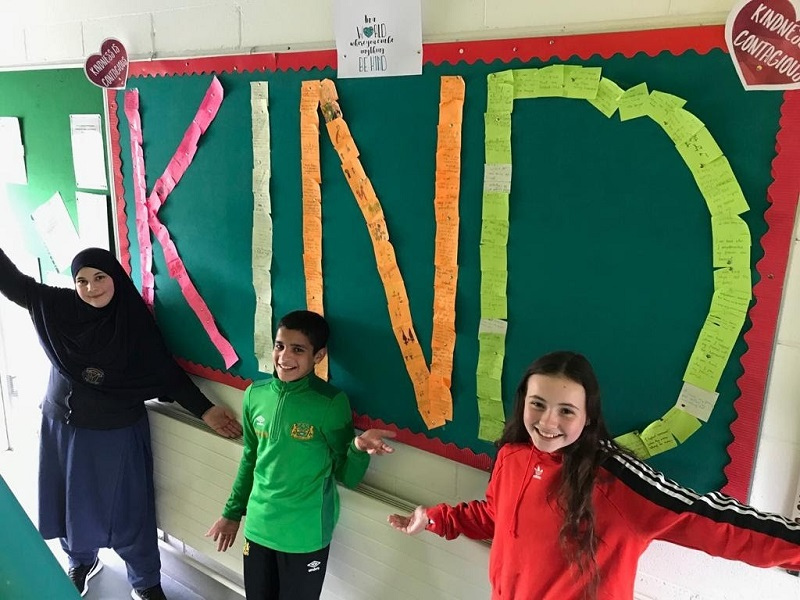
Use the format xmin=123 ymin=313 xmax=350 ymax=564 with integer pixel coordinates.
xmin=69 ymin=114 xmax=108 ymax=190
xmin=30 ymin=192 xmax=82 ymax=272
xmin=0 ymin=117 xmax=27 ymax=184
xmin=333 ymin=0 xmax=422 ymax=79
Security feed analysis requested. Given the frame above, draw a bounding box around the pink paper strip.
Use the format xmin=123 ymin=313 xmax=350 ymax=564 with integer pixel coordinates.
xmin=125 ymin=76 xmax=237 ymax=368
xmin=123 ymin=90 xmax=155 ymax=308
xmin=148 ymin=209 xmax=238 ymax=368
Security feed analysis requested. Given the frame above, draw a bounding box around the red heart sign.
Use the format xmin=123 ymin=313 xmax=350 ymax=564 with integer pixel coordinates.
xmin=725 ymin=0 xmax=800 ymax=90
xmin=84 ymin=38 xmax=129 ymax=90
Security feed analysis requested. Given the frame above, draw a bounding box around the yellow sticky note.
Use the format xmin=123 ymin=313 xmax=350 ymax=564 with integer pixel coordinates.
xmin=481 ymin=219 xmax=510 ymax=245
xmin=660 ymin=108 xmax=705 ymax=145
xmin=476 ymin=375 xmax=502 ymax=400
xmin=662 ymin=406 xmax=701 ymax=443
xmin=614 ymin=431 xmax=650 ymax=460
xmin=640 ymin=420 xmax=678 ymax=456
xmin=618 ymin=83 xmax=649 ymax=121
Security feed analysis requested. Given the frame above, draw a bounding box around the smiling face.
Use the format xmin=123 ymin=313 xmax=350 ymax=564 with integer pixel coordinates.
xmin=523 ymin=373 xmax=588 ymax=453
xmin=272 ymin=327 xmax=326 ymax=382
xmin=74 ymin=267 xmax=115 ymax=308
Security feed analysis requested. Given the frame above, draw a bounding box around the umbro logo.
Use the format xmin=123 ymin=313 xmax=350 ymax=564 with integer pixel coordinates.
xmin=255 ymin=415 xmax=266 ymax=426
xmin=307 ymin=560 xmax=321 ymax=572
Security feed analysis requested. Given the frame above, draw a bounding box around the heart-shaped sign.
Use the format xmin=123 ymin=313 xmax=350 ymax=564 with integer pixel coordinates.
xmin=84 ymin=38 xmax=129 ymax=90
xmin=725 ymin=0 xmax=800 ymax=90
xmin=363 ymin=26 xmax=374 ymax=37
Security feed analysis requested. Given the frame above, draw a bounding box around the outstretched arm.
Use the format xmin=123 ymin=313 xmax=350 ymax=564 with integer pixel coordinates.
xmin=202 ymin=405 xmax=243 ymax=438
xmin=388 ymin=505 xmax=430 ymax=535
xmin=354 ymin=428 xmax=396 ymax=455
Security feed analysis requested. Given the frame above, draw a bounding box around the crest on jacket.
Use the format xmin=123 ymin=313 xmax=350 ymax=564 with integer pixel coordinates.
xmin=291 ymin=422 xmax=315 ymax=440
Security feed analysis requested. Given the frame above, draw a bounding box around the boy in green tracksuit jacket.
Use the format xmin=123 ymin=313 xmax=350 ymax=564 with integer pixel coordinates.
xmin=207 ymin=310 xmax=394 ymax=600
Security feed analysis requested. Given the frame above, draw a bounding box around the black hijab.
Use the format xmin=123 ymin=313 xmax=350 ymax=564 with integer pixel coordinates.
xmin=30 ymin=247 xmax=189 ymax=399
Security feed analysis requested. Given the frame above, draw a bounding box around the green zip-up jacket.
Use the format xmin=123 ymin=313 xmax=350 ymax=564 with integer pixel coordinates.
xmin=222 ymin=373 xmax=370 ymax=553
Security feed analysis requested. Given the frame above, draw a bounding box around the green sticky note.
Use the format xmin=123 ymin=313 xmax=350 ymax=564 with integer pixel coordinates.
xmin=482 ymin=193 xmax=510 ymax=221
xmin=486 ymin=138 xmax=512 ymax=164
xmin=683 ymin=324 xmax=733 ymax=392
xmin=481 ymin=219 xmax=510 ymax=245
xmin=640 ymin=419 xmax=678 ymax=456
xmin=676 ymin=127 xmax=724 ymax=171
xmin=614 ymin=431 xmax=650 ymax=460
xmin=711 ymin=214 xmax=751 ymax=269
xmin=478 ymin=331 xmax=506 ymax=355
xmin=647 ymin=90 xmax=686 ymax=125
xmin=478 ymin=396 xmax=506 ymax=421
xmin=477 ymin=351 xmax=504 ymax=380
xmin=538 ymin=65 xmax=565 ymax=97
xmin=662 ymin=406 xmax=701 ymax=444
xmin=714 ymin=265 xmax=751 ymax=294
xmin=660 ymin=108 xmax=705 ymax=145
xmin=514 ymin=68 xmax=540 ymax=99
xmin=481 ymin=294 xmax=507 ymax=319
xmin=692 ymin=156 xmax=749 ymax=216
xmin=563 ymin=66 xmax=601 ymax=99
xmin=480 ymin=244 xmax=507 ymax=272
xmin=618 ymin=83 xmax=649 ymax=121
xmin=487 ymin=70 xmax=515 ymax=112
xmin=587 ymin=77 xmax=624 ymax=118
xmin=478 ymin=419 xmax=505 ymax=442
xmin=480 ymin=269 xmax=508 ymax=297
xmin=476 ymin=375 xmax=502 ymax=399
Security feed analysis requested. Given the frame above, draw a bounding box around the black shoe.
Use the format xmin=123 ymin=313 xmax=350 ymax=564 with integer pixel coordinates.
xmin=131 ymin=583 xmax=168 ymax=600
xmin=67 ymin=557 xmax=102 ymax=597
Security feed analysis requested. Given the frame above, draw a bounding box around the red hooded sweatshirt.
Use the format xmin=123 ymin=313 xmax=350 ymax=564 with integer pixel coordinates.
xmin=426 ymin=443 xmax=800 ymax=599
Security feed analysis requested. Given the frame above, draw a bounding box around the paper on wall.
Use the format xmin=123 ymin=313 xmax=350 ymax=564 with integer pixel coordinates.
xmin=69 ymin=114 xmax=108 ymax=190
xmin=30 ymin=192 xmax=82 ymax=272
xmin=0 ymin=117 xmax=27 ymax=184
xmin=76 ymin=192 xmax=110 ymax=250
xmin=251 ymin=81 xmax=274 ymax=374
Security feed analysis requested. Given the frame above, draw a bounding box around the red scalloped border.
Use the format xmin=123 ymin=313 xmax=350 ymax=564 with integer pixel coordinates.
xmin=108 ymin=26 xmax=797 ymax=495
xmin=724 ymin=90 xmax=800 ymax=501
xmin=124 ymin=25 xmax=724 ymax=78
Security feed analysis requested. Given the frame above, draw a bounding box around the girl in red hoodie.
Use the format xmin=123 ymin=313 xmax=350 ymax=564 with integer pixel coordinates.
xmin=388 ymin=351 xmax=800 ymax=599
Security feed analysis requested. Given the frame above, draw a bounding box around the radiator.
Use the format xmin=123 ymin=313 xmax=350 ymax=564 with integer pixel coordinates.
xmin=147 ymin=405 xmax=493 ymax=599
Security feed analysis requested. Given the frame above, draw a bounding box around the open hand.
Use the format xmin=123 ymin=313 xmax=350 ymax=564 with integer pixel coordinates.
xmin=202 ymin=406 xmax=242 ymax=438
xmin=355 ymin=428 xmax=396 ymax=455
xmin=205 ymin=516 xmax=241 ymax=552
xmin=388 ymin=505 xmax=429 ymax=535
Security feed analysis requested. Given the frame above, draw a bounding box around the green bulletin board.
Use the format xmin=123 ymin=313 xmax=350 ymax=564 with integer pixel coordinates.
xmin=109 ymin=26 xmax=800 ymax=499
xmin=0 ymin=68 xmax=108 ymax=275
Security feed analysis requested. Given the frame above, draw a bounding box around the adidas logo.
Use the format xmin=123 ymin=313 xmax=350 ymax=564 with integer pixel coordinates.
xmin=307 ymin=560 xmax=321 ymax=573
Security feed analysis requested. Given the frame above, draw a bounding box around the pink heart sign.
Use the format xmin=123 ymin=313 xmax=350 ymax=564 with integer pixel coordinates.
xmin=84 ymin=38 xmax=129 ymax=90
xmin=725 ymin=0 xmax=800 ymax=90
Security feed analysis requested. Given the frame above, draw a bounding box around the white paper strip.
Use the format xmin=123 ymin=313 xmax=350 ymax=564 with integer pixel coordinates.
xmin=251 ymin=82 xmax=274 ymax=373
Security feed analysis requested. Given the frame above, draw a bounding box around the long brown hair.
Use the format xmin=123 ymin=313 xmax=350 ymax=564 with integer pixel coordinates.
xmin=497 ymin=351 xmax=617 ymax=599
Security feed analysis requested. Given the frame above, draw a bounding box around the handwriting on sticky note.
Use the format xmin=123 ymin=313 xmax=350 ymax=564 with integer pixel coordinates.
xmin=675 ymin=381 xmax=719 ymax=422
xmin=640 ymin=419 xmax=678 ymax=456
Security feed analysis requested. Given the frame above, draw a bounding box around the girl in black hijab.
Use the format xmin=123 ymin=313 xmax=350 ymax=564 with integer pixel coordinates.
xmin=0 ymin=247 xmax=241 ymax=600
